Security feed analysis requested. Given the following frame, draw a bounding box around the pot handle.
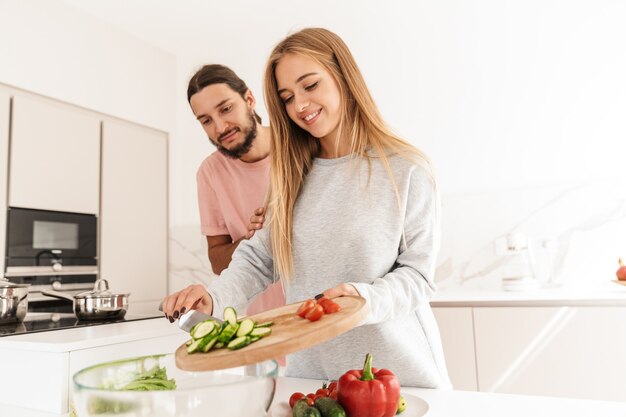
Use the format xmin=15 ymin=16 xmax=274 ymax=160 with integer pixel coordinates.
xmin=41 ymin=290 xmax=75 ymax=302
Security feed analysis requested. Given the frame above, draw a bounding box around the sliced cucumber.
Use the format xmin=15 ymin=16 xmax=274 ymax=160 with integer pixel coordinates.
xmin=217 ymin=322 xmax=240 ymax=343
xmin=201 ymin=336 xmax=219 ymax=353
xmin=224 ymin=307 xmax=237 ymax=326
xmin=189 ymin=322 xmax=201 ymax=339
xmin=227 ymin=335 xmax=252 ymax=350
xmin=218 ymin=320 xmax=228 ymax=334
xmin=186 ymin=338 xmax=204 ymax=354
xmin=250 ymin=327 xmax=272 ymax=338
xmin=236 ymin=318 xmax=255 ymax=337
xmin=193 ymin=320 xmax=217 ymax=339
xmin=186 ymin=306 xmax=273 ymax=354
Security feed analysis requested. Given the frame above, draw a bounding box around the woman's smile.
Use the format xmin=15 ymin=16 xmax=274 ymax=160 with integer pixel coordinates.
xmin=300 ymin=108 xmax=322 ymax=125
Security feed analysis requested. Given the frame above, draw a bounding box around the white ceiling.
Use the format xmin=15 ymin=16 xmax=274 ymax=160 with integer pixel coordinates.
xmin=61 ymin=0 xmax=368 ymax=55
xmin=62 ymin=0 xmax=229 ymax=54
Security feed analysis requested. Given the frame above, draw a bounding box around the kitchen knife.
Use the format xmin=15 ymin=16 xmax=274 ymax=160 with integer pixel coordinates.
xmin=158 ymin=302 xmax=223 ymax=333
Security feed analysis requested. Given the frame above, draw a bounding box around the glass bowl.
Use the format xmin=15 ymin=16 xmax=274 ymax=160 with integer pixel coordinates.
xmin=73 ymin=354 xmax=278 ymax=417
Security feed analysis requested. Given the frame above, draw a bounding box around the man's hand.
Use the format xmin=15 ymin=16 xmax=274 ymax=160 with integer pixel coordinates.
xmin=161 ymin=284 xmax=213 ymax=322
xmin=245 ymin=206 xmax=266 ymax=239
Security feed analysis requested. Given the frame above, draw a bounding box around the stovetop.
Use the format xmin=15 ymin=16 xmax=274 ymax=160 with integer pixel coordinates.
xmin=0 ymin=312 xmax=163 ymax=337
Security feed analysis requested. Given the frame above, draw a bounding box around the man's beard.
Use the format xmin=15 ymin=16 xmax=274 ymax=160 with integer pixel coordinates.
xmin=211 ymin=111 xmax=257 ymax=159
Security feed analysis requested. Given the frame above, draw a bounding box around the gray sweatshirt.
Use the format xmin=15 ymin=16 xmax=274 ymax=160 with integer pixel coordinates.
xmin=207 ymin=153 xmax=452 ymax=388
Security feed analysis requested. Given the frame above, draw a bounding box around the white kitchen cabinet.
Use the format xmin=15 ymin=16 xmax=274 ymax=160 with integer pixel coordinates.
xmin=100 ymin=120 xmax=168 ymax=311
xmin=0 ymin=319 xmax=187 ymax=415
xmin=432 ymin=307 xmax=478 ymax=391
xmin=8 ymin=95 xmax=100 ymax=214
xmin=0 ymin=90 xmax=10 ymax=275
xmin=473 ymin=306 xmax=626 ymax=402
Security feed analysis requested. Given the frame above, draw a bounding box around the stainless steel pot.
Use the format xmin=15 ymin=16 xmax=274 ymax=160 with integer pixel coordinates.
xmin=0 ymin=279 xmax=30 ymax=324
xmin=42 ymin=278 xmax=129 ymax=321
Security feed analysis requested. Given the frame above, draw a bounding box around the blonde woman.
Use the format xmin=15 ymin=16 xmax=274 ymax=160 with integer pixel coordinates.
xmin=163 ymin=28 xmax=451 ymax=388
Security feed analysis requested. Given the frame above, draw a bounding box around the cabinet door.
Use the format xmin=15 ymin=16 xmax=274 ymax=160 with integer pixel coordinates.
xmin=9 ymin=95 xmax=100 ymax=214
xmin=0 ymin=90 xmax=10 ymax=275
xmin=473 ymin=306 xmax=626 ymax=401
xmin=432 ymin=307 xmax=478 ymax=391
xmin=100 ymin=120 xmax=167 ymax=310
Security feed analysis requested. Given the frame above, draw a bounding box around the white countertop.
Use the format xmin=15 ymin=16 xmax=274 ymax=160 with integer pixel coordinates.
xmin=0 ymin=317 xmax=182 ymax=352
xmin=270 ymin=377 xmax=626 ymax=417
xmin=430 ymin=280 xmax=626 ymax=307
xmin=2 ymin=375 xmax=625 ymax=417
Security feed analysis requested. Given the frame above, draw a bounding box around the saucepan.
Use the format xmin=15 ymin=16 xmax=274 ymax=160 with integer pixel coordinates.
xmin=42 ymin=278 xmax=129 ymax=321
xmin=0 ymin=278 xmax=30 ymax=324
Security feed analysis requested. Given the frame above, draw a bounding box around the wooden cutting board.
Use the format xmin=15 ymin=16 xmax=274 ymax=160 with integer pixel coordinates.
xmin=175 ymin=295 xmax=367 ymax=372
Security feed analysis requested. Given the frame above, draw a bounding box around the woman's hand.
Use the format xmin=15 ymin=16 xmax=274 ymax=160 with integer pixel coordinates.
xmin=319 ymin=283 xmax=360 ymax=299
xmin=245 ymin=207 xmax=266 ymax=239
xmin=161 ymin=284 xmax=213 ymax=322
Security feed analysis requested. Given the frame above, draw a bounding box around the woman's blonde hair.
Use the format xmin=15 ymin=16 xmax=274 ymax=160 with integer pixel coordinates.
xmin=264 ymin=27 xmax=432 ymax=283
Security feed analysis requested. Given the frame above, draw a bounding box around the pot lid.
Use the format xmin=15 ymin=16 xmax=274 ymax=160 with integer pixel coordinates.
xmin=0 ymin=279 xmax=30 ymax=289
xmin=75 ymin=278 xmax=129 ymax=299
xmin=0 ymin=282 xmax=30 ymax=289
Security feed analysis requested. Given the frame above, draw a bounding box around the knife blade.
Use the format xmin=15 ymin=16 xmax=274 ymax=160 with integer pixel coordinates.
xmin=158 ymin=302 xmax=223 ymax=333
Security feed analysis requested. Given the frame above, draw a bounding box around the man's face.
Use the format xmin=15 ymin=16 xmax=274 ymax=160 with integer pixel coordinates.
xmin=190 ymin=83 xmax=258 ymax=159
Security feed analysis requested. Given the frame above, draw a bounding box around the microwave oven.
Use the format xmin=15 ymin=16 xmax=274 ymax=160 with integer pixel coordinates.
xmin=4 ymin=206 xmax=98 ymax=279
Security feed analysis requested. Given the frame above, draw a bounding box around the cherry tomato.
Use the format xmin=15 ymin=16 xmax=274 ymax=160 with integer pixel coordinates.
xmin=327 ymin=381 xmax=338 ymax=392
xmin=330 ymin=390 xmax=338 ymax=400
xmin=306 ymin=397 xmax=315 ymax=406
xmin=296 ymin=299 xmax=316 ymax=318
xmin=289 ymin=392 xmax=305 ymax=408
xmin=315 ymin=388 xmax=330 ymax=397
xmin=321 ymin=299 xmax=341 ymax=314
xmin=305 ymin=303 xmax=324 ymax=321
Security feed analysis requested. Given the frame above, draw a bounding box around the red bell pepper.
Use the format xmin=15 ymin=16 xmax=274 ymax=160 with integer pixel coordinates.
xmin=337 ymin=353 xmax=401 ymax=417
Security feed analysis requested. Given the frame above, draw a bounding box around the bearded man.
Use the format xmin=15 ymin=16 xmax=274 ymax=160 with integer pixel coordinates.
xmin=181 ymin=64 xmax=284 ymax=319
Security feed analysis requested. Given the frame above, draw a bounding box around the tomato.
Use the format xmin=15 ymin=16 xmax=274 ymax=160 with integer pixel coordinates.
xmin=289 ymin=392 xmax=305 ymax=408
xmin=327 ymin=381 xmax=338 ymax=392
xmin=320 ymin=299 xmax=341 ymax=314
xmin=305 ymin=397 xmax=315 ymax=406
xmin=305 ymin=303 xmax=324 ymax=321
xmin=296 ymin=299 xmax=316 ymax=318
xmin=330 ymin=390 xmax=338 ymax=400
xmin=315 ymin=388 xmax=330 ymax=397
xmin=306 ymin=393 xmax=316 ymax=400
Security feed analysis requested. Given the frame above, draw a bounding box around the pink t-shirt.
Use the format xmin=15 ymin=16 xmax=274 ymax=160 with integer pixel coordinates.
xmin=196 ymin=151 xmax=285 ymax=316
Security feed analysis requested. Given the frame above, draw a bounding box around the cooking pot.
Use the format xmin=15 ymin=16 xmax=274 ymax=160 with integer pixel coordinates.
xmin=0 ymin=279 xmax=30 ymax=324
xmin=42 ymin=278 xmax=129 ymax=321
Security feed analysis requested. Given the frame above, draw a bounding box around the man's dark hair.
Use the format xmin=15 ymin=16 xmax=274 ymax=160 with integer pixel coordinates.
xmin=187 ymin=64 xmax=262 ymax=123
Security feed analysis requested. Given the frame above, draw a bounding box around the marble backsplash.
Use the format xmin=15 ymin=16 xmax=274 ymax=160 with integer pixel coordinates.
xmin=168 ymin=224 xmax=216 ymax=293
xmin=436 ymin=178 xmax=626 ymax=291
xmin=168 ymin=178 xmax=626 ymax=294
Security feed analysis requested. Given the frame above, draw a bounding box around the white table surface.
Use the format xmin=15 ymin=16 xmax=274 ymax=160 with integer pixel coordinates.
xmin=2 ymin=375 xmax=625 ymax=417
xmin=270 ymin=376 xmax=626 ymax=417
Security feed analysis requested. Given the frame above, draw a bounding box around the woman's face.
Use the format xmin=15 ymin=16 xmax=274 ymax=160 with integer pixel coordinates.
xmin=275 ymin=53 xmax=342 ymax=143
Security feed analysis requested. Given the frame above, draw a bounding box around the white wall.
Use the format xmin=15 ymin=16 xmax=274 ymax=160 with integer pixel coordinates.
xmin=1 ymin=0 xmax=624 ymax=289
xmin=0 ymin=0 xmax=175 ymax=133
xmin=165 ymin=0 xmax=626 ymax=228
xmin=161 ymin=1 xmax=626 ymax=292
